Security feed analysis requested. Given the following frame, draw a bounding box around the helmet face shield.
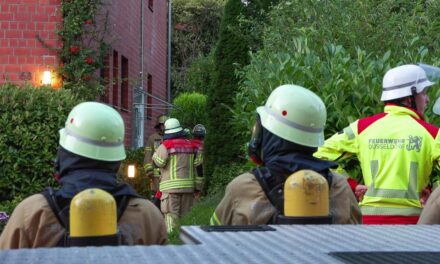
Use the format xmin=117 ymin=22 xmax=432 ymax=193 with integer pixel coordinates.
xmin=433 ymin=97 xmax=440 ymax=115
xmin=248 ymin=115 xmax=263 ymax=165
xmin=418 ymin=63 xmax=440 ymax=83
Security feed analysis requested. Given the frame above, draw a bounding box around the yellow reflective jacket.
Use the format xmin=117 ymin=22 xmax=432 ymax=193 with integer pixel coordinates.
xmin=315 ymin=105 xmax=440 ymax=216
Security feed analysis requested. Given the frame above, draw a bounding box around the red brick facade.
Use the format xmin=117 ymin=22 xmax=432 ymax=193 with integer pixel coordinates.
xmin=0 ymin=0 xmax=62 ymax=87
xmin=0 ymin=0 xmax=169 ymax=147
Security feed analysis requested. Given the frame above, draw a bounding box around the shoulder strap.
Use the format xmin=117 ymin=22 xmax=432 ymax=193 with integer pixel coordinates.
xmin=41 ymin=187 xmax=69 ymax=229
xmin=253 ymin=167 xmax=333 ymax=218
xmin=253 ymin=168 xmax=284 ymax=214
xmin=116 ymin=195 xmax=130 ymax=221
xmin=41 ymin=187 xmax=70 ymax=247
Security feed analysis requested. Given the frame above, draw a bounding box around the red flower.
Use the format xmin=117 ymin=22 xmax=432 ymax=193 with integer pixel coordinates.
xmin=84 ymin=19 xmax=93 ymax=25
xmin=85 ymin=57 xmax=94 ymax=64
xmin=69 ymin=46 xmax=79 ymax=54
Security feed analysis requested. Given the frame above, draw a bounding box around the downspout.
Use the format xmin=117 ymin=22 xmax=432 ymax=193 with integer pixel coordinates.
xmin=139 ymin=0 xmax=145 ymax=147
xmin=167 ymin=0 xmax=172 ymax=106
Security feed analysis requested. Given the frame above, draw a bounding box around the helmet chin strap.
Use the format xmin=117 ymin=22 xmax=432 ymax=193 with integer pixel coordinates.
xmin=410 ymin=86 xmax=418 ymax=111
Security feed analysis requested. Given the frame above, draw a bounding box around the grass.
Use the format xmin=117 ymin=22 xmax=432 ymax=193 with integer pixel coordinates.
xmin=168 ymin=192 xmax=223 ymax=244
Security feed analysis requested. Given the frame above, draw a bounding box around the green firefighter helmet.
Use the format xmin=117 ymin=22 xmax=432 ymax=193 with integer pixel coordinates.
xmin=164 ymin=118 xmax=183 ymax=134
xmin=155 ymin=115 xmax=169 ymax=129
xmin=59 ymin=102 xmax=126 ymax=161
xmin=256 ymin=84 xmax=326 ymax=147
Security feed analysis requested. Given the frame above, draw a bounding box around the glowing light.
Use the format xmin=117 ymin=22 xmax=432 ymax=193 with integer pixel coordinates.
xmin=42 ymin=70 xmax=52 ymax=85
xmin=128 ymin=165 xmax=136 ymax=178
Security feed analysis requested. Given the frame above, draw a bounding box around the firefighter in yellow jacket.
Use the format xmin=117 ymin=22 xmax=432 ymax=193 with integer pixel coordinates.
xmin=210 ymin=84 xmax=361 ymax=226
xmin=153 ymin=118 xmax=202 ymax=233
xmin=315 ymin=64 xmax=440 ymax=224
xmin=144 ymin=115 xmax=168 ymax=194
xmin=0 ymin=102 xmax=167 ymax=249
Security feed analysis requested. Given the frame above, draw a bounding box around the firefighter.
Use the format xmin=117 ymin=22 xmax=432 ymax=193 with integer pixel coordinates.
xmin=210 ymin=84 xmax=361 ymax=225
xmin=153 ymin=118 xmax=202 ymax=233
xmin=315 ymin=64 xmax=440 ymax=224
xmin=144 ymin=115 xmax=168 ymax=195
xmin=0 ymin=102 xmax=167 ymax=249
xmin=418 ymin=186 xmax=440 ymax=224
xmin=192 ymin=124 xmax=206 ymax=200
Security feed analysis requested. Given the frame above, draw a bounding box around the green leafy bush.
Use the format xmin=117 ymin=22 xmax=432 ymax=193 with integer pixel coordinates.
xmin=182 ymin=51 xmax=216 ymax=95
xmin=232 ymin=0 xmax=440 ymax=146
xmin=171 ymin=0 xmax=225 ymax=97
xmin=170 ymin=92 xmax=208 ymax=130
xmin=0 ymin=84 xmax=81 ymax=201
xmin=230 ymin=0 xmax=440 ymax=182
xmin=207 ymin=161 xmax=253 ymax=194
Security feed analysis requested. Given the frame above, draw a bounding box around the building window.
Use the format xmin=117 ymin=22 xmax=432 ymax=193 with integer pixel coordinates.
xmin=112 ymin=50 xmax=119 ymax=106
xmin=121 ymin=55 xmax=129 ymax=110
xmin=147 ymin=74 xmax=153 ymax=119
xmin=148 ymin=0 xmax=153 ymax=11
xmin=100 ymin=52 xmax=110 ymax=103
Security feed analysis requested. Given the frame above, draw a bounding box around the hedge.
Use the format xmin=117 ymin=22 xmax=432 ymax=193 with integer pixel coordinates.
xmin=0 ymin=84 xmax=82 ymax=201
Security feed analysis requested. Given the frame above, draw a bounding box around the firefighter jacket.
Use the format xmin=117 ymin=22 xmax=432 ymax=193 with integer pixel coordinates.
xmin=0 ymin=194 xmax=167 ymax=249
xmin=144 ymin=132 xmax=164 ymax=177
xmin=418 ymin=187 xmax=440 ymax=224
xmin=192 ymin=138 xmax=204 ymax=191
xmin=315 ymin=104 xmax=440 ymax=218
xmin=210 ymin=171 xmax=361 ymax=225
xmin=153 ymin=138 xmax=203 ymax=193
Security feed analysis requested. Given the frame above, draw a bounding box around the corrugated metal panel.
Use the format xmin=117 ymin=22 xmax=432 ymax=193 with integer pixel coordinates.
xmin=1 ymin=225 xmax=440 ymax=264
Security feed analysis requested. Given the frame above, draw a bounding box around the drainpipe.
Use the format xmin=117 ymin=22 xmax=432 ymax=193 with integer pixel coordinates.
xmin=139 ymin=0 xmax=145 ymax=147
xmin=167 ymin=0 xmax=172 ymax=106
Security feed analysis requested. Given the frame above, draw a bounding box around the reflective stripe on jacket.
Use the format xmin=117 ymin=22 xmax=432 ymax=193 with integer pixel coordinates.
xmin=153 ymin=138 xmax=202 ymax=192
xmin=315 ymin=105 xmax=440 ymax=216
xmin=144 ymin=132 xmax=164 ymax=177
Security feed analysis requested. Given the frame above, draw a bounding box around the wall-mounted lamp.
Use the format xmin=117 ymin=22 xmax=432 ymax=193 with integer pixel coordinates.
xmin=42 ymin=70 xmax=52 ymax=86
xmin=127 ymin=165 xmax=136 ymax=178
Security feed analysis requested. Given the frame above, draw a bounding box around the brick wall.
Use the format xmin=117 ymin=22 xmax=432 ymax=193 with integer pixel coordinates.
xmin=0 ymin=0 xmax=62 ymax=87
xmin=0 ymin=0 xmax=170 ymax=147
xmin=100 ymin=0 xmax=169 ymax=147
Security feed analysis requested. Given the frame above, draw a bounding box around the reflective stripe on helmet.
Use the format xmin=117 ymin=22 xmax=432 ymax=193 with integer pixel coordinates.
xmin=264 ymin=105 xmax=323 ymax=133
xmin=383 ymin=78 xmax=428 ymax=91
xmin=64 ymin=128 xmax=123 ymax=147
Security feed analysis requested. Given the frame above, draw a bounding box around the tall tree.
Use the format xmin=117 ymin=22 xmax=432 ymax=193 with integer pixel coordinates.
xmin=204 ymin=0 xmax=280 ymax=178
xmin=172 ymin=0 xmax=225 ymax=97
xmin=204 ymin=0 xmax=250 ymax=178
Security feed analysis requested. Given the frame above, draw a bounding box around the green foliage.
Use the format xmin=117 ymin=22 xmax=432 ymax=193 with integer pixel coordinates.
xmin=205 ymin=0 xmax=251 ymax=176
xmin=207 ymin=161 xmax=253 ymax=194
xmin=118 ymin=147 xmax=150 ymax=197
xmin=231 ymin=0 xmax=440 ymax=182
xmin=232 ymin=0 xmax=440 ymax=139
xmin=172 ymin=0 xmax=225 ymax=96
xmin=0 ymin=84 xmax=81 ymax=201
xmin=182 ymin=51 xmax=216 ymax=95
xmin=170 ymin=92 xmax=208 ymax=130
xmin=37 ymin=0 xmax=111 ymax=99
